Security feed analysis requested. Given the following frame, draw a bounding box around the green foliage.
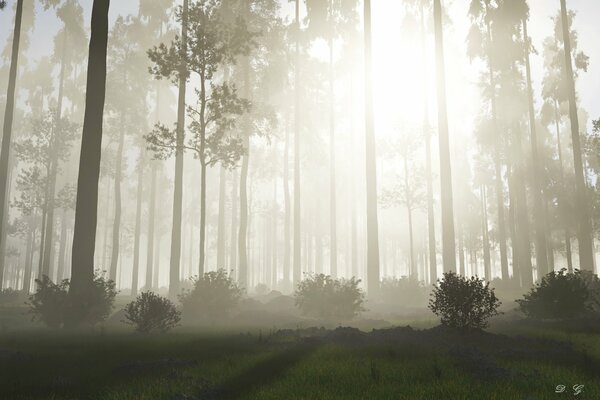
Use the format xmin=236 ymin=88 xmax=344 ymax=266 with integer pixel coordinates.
xmin=123 ymin=292 xmax=181 ymax=334
xmin=294 ymin=274 xmax=365 ymax=320
xmin=179 ymin=269 xmax=242 ymax=321
xmin=380 ymin=277 xmax=428 ymax=308
xmin=28 ymin=273 xmax=117 ymax=328
xmin=429 ymin=272 xmax=501 ymax=330
xmin=516 ymin=269 xmax=599 ymax=320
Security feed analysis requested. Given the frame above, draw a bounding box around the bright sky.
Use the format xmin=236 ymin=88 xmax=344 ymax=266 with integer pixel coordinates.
xmin=1 ymin=0 xmax=599 ymax=133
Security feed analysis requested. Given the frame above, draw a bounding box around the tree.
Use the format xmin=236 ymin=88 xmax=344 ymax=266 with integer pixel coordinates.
xmin=0 ymin=0 xmax=23 ymax=288
xmin=363 ymin=0 xmax=380 ymax=294
xmin=540 ymin=8 xmax=588 ymax=272
xmin=147 ymin=0 xmax=254 ymax=281
xmin=467 ymin=0 xmax=509 ymax=280
xmin=68 ymin=0 xmax=110 ymax=325
xmin=559 ymin=0 xmax=594 ymax=271
xmin=433 ymin=0 xmax=456 ymax=273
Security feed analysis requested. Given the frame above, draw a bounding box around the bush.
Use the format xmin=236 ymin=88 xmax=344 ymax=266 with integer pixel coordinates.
xmin=0 ymin=288 xmax=21 ymax=305
xmin=294 ymin=273 xmax=365 ymax=320
xmin=380 ymin=277 xmax=428 ymax=308
xmin=28 ymin=273 xmax=117 ymax=328
xmin=179 ymin=269 xmax=242 ymax=322
xmin=254 ymin=283 xmax=269 ymax=296
xmin=516 ymin=269 xmax=598 ymax=320
xmin=429 ymin=272 xmax=501 ymax=330
xmin=123 ymin=292 xmax=181 ymax=333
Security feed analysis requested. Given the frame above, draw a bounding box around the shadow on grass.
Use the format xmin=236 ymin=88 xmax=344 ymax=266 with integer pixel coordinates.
xmin=201 ymin=339 xmax=321 ymax=399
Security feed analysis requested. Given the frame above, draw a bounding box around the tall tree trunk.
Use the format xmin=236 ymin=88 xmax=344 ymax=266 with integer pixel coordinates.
xmin=403 ymin=155 xmax=415 ymax=278
xmin=146 ymin=162 xmax=157 ymax=290
xmin=199 ymin=161 xmax=207 ymax=276
xmin=481 ymin=185 xmax=491 ymax=279
xmin=271 ymin=174 xmax=277 ymax=287
xmin=433 ymin=0 xmax=456 ymax=272
xmin=238 ymin=134 xmax=250 ymax=288
xmin=110 ymin=112 xmax=125 ymax=282
xmin=554 ymin=100 xmax=573 ymax=271
xmin=42 ymin=29 xmax=68 ymax=278
xmin=217 ymin=166 xmax=227 ymax=269
xmin=0 ymin=0 xmax=24 ymax=286
xmin=169 ymin=0 xmax=188 ymax=298
xmin=560 ymin=0 xmax=594 ymax=270
xmin=229 ymin=169 xmax=238 ymax=274
xmin=153 ymin=233 xmax=160 ymax=289
xmin=523 ymin=18 xmax=549 ymax=278
xmin=420 ymin=0 xmax=437 ymax=285
xmin=328 ymin=7 xmax=337 ymax=278
xmin=131 ymin=159 xmax=143 ymax=296
xmin=293 ymin=0 xmax=302 ymax=286
xmin=283 ymin=116 xmax=291 ymax=286
xmin=69 ymin=0 xmax=110 ymax=321
xmin=56 ymin=208 xmax=68 ymax=282
xmin=38 ymin=206 xmax=48 ymax=277
xmin=484 ymin=8 xmax=509 ymax=280
xmin=364 ymin=0 xmax=380 ymax=294
xmin=23 ymin=224 xmax=34 ymax=293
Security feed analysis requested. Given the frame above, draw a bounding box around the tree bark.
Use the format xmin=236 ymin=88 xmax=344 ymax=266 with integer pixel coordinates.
xmin=109 ymin=112 xmax=125 ymax=282
xmin=560 ymin=0 xmax=594 ymax=270
xmin=69 ymin=0 xmax=110 ymax=319
xmin=217 ymin=166 xmax=227 ymax=269
xmin=433 ymin=0 xmax=456 ymax=273
xmin=0 ymin=0 xmax=24 ymax=286
xmin=131 ymin=158 xmax=143 ymax=296
xmin=146 ymin=162 xmax=157 ymax=290
xmin=364 ymin=0 xmax=380 ymax=294
xmin=328 ymin=7 xmax=337 ymax=278
xmin=523 ymin=18 xmax=549 ymax=278
xmin=283 ymin=115 xmax=291 ymax=286
xmin=293 ymin=0 xmax=302 ymax=286
xmin=169 ymin=0 xmax=188 ymax=298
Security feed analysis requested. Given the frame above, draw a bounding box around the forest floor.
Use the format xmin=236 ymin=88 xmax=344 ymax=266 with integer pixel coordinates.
xmin=1 ymin=304 xmax=600 ymax=400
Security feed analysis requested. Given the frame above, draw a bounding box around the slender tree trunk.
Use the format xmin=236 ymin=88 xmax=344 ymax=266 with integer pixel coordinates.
xmin=403 ymin=155 xmax=415 ymax=278
xmin=481 ymin=185 xmax=491 ymax=279
xmin=230 ymin=169 xmax=238 ymax=274
xmin=293 ymin=0 xmax=302 ymax=286
xmin=283 ymin=115 xmax=291 ymax=286
xmin=544 ymin=199 xmax=555 ymax=272
xmin=523 ymin=18 xmax=549 ymax=278
xmin=0 ymin=0 xmax=24 ymax=286
xmin=484 ymin=9 xmax=509 ymax=280
xmin=42 ymin=29 xmax=68 ymax=278
xmin=23 ymin=224 xmax=34 ymax=293
xmin=110 ymin=112 xmax=125 ymax=282
xmin=554 ymin=101 xmax=573 ymax=271
xmin=420 ymin=0 xmax=437 ymax=285
xmin=154 ymin=233 xmax=160 ymax=289
xmin=328 ymin=7 xmax=337 ymax=278
xmin=38 ymin=206 xmax=48 ymax=277
xmin=146 ymin=163 xmax=157 ymax=290
xmin=238 ymin=134 xmax=250 ymax=289
xmin=69 ymin=0 xmax=110 ymax=320
xmin=271 ymin=174 xmax=277 ymax=287
xmin=56 ymin=208 xmax=68 ymax=282
xmin=199 ymin=161 xmax=207 ymax=276
xmin=131 ymin=159 xmax=143 ymax=296
xmin=560 ymin=0 xmax=594 ymax=270
xmin=458 ymin=222 xmax=465 ymax=276
xmin=508 ymin=166 xmax=519 ymax=282
xmin=217 ymin=166 xmax=227 ymax=269
xmin=169 ymin=0 xmax=188 ymax=298
xmin=364 ymin=0 xmax=380 ymax=294
xmin=433 ymin=0 xmax=456 ymax=272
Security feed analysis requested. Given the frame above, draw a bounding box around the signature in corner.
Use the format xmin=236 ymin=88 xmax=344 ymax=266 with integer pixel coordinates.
xmin=555 ymin=384 xmax=585 ymax=396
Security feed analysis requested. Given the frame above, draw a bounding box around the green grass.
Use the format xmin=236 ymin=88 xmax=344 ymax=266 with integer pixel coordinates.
xmin=1 ymin=305 xmax=599 ymax=400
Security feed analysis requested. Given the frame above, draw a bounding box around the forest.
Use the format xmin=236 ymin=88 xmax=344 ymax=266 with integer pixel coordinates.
xmin=0 ymin=0 xmax=600 ymax=399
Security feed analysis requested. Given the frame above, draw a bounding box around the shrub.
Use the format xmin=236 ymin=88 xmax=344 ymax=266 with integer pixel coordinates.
xmin=429 ymin=272 xmax=501 ymax=330
xmin=294 ymin=273 xmax=365 ymax=320
xmin=380 ymin=277 xmax=428 ymax=308
xmin=28 ymin=272 xmax=117 ymax=328
xmin=0 ymin=288 xmax=21 ymax=305
xmin=179 ymin=269 xmax=242 ymax=321
xmin=516 ymin=269 xmax=595 ymax=320
xmin=123 ymin=292 xmax=181 ymax=333
xmin=254 ymin=283 xmax=269 ymax=296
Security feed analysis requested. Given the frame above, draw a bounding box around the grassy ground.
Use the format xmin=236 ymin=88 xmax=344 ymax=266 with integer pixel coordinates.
xmin=1 ymin=305 xmax=599 ymax=399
